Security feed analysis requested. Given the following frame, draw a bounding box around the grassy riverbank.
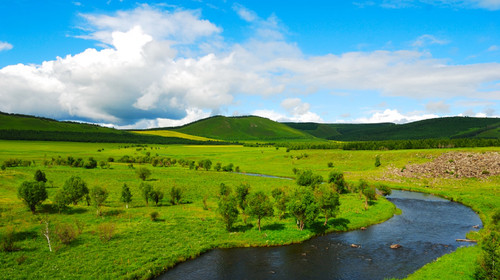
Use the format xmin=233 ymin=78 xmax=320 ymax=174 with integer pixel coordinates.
xmin=0 ymin=141 xmax=498 ymax=279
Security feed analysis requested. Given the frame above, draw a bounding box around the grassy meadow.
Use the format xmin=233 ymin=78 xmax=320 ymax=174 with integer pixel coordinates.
xmin=0 ymin=140 xmax=498 ymax=279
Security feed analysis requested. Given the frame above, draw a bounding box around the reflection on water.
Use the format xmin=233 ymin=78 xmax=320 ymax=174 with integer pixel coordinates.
xmin=158 ymin=190 xmax=482 ymax=280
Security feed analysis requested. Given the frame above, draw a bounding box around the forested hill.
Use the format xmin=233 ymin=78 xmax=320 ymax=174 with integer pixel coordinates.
xmin=165 ymin=115 xmax=315 ymax=141
xmin=284 ymin=117 xmax=500 ymax=141
xmin=0 ymin=112 xmax=218 ymax=144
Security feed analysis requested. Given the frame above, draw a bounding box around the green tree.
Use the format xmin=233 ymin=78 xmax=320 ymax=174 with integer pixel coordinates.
xmin=62 ymin=176 xmax=89 ymax=205
xmin=328 ymin=171 xmax=348 ymax=194
xmin=287 ymin=187 xmax=319 ymax=231
xmin=475 ymin=210 xmax=500 ymax=280
xmin=53 ymin=189 xmax=70 ymax=213
xmin=315 ymin=185 xmax=340 ymax=226
xmin=374 ymin=155 xmax=381 ymax=167
xmin=17 ymin=181 xmax=48 ymax=214
xmin=296 ymin=170 xmax=323 ymax=189
xmin=84 ymin=157 xmax=97 ymax=169
xmin=136 ymin=167 xmax=151 ymax=181
xmin=218 ymin=183 xmax=231 ymax=197
xmin=169 ymin=186 xmax=182 ymax=205
xmin=247 ymin=191 xmax=274 ymax=232
xmin=140 ymin=182 xmax=153 ymax=206
xmin=236 ymin=183 xmax=250 ymax=223
xmin=357 ymin=180 xmax=376 ymax=210
xmin=90 ymin=186 xmax=109 ymax=216
xmin=377 ymin=184 xmax=392 ymax=196
xmin=149 ymin=188 xmax=164 ymax=206
xmin=271 ymin=187 xmax=289 ymax=219
xmin=120 ymin=184 xmax=132 ymax=208
xmin=217 ymin=195 xmax=239 ymax=231
xmin=214 ymin=162 xmax=222 ymax=171
xmin=34 ymin=169 xmax=47 ymax=183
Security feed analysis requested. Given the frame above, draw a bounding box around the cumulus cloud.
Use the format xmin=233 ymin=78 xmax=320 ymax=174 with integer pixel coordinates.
xmin=354 ymin=109 xmax=439 ymax=124
xmin=0 ymin=4 xmax=499 ymax=128
xmin=233 ymin=3 xmax=258 ymax=22
xmin=0 ymin=41 xmax=13 ymax=51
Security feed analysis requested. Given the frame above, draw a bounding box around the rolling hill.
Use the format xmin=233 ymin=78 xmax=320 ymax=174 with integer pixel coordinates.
xmin=165 ymin=115 xmax=315 ymax=141
xmin=284 ymin=117 xmax=500 ymax=141
xmin=0 ymin=112 xmax=216 ymax=144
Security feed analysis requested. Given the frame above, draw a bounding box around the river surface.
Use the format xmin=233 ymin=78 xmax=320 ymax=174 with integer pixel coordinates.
xmin=158 ymin=190 xmax=482 ymax=280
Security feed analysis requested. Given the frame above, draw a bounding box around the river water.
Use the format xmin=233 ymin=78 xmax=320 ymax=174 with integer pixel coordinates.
xmin=158 ymin=190 xmax=482 ymax=280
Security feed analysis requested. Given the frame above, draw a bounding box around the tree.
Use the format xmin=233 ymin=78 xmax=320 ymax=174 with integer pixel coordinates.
xmin=53 ymin=189 xmax=70 ymax=213
xmin=272 ymin=187 xmax=289 ymax=219
xmin=62 ymin=176 xmax=89 ymax=205
xmin=218 ymin=183 xmax=231 ymax=197
xmin=374 ymin=155 xmax=381 ymax=167
xmin=198 ymin=159 xmax=212 ymax=171
xmin=90 ymin=186 xmax=109 ymax=216
xmin=136 ymin=167 xmax=151 ymax=181
xmin=287 ymin=187 xmax=319 ymax=230
xmin=217 ymin=195 xmax=239 ymax=231
xmin=296 ymin=170 xmax=323 ymax=189
xmin=140 ymin=182 xmax=153 ymax=206
xmin=357 ymin=180 xmax=376 ymax=210
xmin=475 ymin=210 xmax=500 ymax=280
xmin=214 ymin=162 xmax=222 ymax=171
xmin=377 ymin=184 xmax=392 ymax=196
xmin=34 ymin=169 xmax=47 ymax=183
xmin=18 ymin=181 xmax=48 ymax=214
xmin=247 ymin=191 xmax=274 ymax=232
xmin=315 ymin=185 xmax=340 ymax=226
xmin=328 ymin=171 xmax=348 ymax=194
xmin=236 ymin=183 xmax=250 ymax=223
xmin=169 ymin=186 xmax=182 ymax=205
xmin=150 ymin=188 xmax=164 ymax=206
xmin=84 ymin=157 xmax=97 ymax=169
xmin=120 ymin=184 xmax=132 ymax=208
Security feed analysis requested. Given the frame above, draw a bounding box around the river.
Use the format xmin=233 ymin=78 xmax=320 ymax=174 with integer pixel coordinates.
xmin=158 ymin=190 xmax=482 ymax=280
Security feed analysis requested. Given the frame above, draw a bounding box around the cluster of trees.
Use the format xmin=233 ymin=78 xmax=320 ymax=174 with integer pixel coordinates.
xmin=475 ymin=210 xmax=500 ymax=280
xmin=274 ymin=138 xmax=500 ymax=151
xmin=215 ymin=170 xmax=382 ymax=232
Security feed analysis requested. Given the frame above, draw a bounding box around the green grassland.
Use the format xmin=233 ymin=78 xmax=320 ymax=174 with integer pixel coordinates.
xmin=0 ymin=141 xmax=395 ymax=279
xmin=0 ymin=141 xmax=499 ymax=279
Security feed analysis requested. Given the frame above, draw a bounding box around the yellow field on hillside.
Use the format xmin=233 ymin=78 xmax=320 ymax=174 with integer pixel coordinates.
xmin=132 ymin=130 xmax=218 ymax=141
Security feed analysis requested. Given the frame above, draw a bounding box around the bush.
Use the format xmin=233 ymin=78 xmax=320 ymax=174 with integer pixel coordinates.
xmin=169 ymin=186 xmax=182 ymax=205
xmin=296 ymin=170 xmax=323 ymax=188
xmin=34 ymin=169 xmax=47 ymax=182
xmin=150 ymin=211 xmax=160 ymax=221
xmin=55 ymin=223 xmax=78 ymax=245
xmin=377 ymin=184 xmax=392 ymax=196
xmin=375 ymin=155 xmax=381 ymax=167
xmin=62 ymin=176 xmax=89 ymax=206
xmin=1 ymin=226 xmax=17 ymax=252
xmin=328 ymin=171 xmax=349 ymax=194
xmin=327 ymin=162 xmax=334 ymax=168
xmin=97 ymin=223 xmax=116 ymax=242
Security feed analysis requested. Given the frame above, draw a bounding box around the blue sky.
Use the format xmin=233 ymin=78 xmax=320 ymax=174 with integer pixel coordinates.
xmin=0 ymin=0 xmax=499 ymax=128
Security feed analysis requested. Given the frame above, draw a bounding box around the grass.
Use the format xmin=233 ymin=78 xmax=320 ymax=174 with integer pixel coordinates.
xmin=0 ymin=141 xmax=498 ymax=279
xmin=0 ymin=141 xmax=396 ymax=279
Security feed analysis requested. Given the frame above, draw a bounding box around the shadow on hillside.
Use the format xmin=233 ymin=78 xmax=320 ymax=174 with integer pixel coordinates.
xmin=233 ymin=224 xmax=253 ymax=232
xmin=103 ymin=209 xmax=124 ymax=216
xmin=328 ymin=218 xmax=350 ymax=230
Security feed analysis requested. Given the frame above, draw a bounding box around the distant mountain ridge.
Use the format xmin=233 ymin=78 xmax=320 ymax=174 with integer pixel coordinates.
xmin=1 ymin=111 xmax=499 ymax=142
xmin=284 ymin=117 xmax=500 ymax=141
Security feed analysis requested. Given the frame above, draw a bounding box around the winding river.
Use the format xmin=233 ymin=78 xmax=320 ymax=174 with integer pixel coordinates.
xmin=158 ymin=190 xmax=482 ymax=280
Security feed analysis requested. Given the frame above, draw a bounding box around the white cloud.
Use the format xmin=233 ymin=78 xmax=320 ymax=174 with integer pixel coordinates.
xmin=233 ymin=3 xmax=258 ymax=22
xmin=359 ymin=0 xmax=500 ymax=10
xmin=426 ymin=100 xmax=450 ymax=113
xmin=488 ymin=45 xmax=499 ymax=51
xmin=354 ymin=109 xmax=439 ymax=124
xmin=0 ymin=41 xmax=13 ymax=51
xmin=472 ymin=0 xmax=500 ymax=10
xmin=412 ymin=34 xmax=449 ymax=47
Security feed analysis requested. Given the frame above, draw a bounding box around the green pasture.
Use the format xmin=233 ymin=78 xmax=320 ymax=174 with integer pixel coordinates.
xmin=0 ymin=140 xmax=499 ymax=279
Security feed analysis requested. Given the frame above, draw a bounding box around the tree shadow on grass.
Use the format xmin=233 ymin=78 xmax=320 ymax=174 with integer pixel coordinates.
xmin=103 ymin=209 xmax=124 ymax=217
xmin=328 ymin=218 xmax=350 ymax=230
xmin=261 ymin=223 xmax=285 ymax=231
xmin=232 ymin=224 xmax=253 ymax=232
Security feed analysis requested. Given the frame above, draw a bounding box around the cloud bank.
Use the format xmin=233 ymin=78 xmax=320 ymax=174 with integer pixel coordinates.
xmin=0 ymin=4 xmax=499 ymax=128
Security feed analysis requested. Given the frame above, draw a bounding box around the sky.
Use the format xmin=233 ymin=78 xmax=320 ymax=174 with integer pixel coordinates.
xmin=0 ymin=0 xmax=499 ymax=129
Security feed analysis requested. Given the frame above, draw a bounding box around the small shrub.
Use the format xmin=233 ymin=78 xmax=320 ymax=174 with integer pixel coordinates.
xmin=169 ymin=186 xmax=182 ymax=205
xmin=374 ymin=155 xmax=381 ymax=167
xmin=327 ymin=162 xmax=334 ymax=168
xmin=202 ymin=195 xmax=208 ymax=210
xmin=55 ymin=223 xmax=78 ymax=245
xmin=0 ymin=164 xmax=6 ymax=171
xmin=377 ymin=184 xmax=392 ymax=196
xmin=97 ymin=223 xmax=116 ymax=242
xmin=74 ymin=219 xmax=85 ymax=234
xmin=1 ymin=226 xmax=17 ymax=252
xmin=150 ymin=211 xmax=159 ymax=221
